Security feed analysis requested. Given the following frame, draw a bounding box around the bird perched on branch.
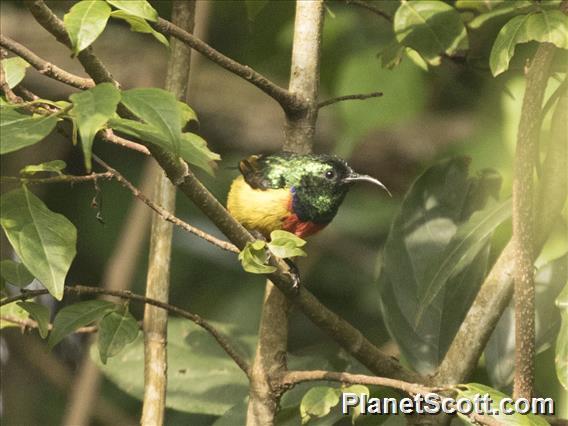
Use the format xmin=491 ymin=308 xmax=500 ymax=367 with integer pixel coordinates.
xmin=227 ymin=152 xmax=390 ymax=240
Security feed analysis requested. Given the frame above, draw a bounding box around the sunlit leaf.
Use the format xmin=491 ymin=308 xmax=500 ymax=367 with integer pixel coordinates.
xmin=1 ymin=57 xmax=30 ymax=88
xmin=268 ymin=230 xmax=307 ymax=258
xmin=0 ymin=109 xmax=58 ymax=155
xmin=106 ymin=0 xmax=158 ymax=22
xmin=557 ymin=282 xmax=568 ymax=390
xmin=70 ymin=83 xmax=121 ymax=171
xmin=49 ymin=300 xmax=117 ymax=348
xmin=64 ymin=0 xmax=111 ymax=55
xmin=457 ymin=383 xmax=550 ymax=425
xmin=300 ymin=386 xmax=341 ymax=424
xmin=394 ymin=0 xmax=468 ymax=64
xmin=17 ymin=301 xmax=50 ymax=338
xmin=110 ymin=10 xmax=168 ymax=46
xmin=180 ymin=132 xmax=220 ymax=175
xmin=238 ymin=240 xmax=277 ymax=274
xmin=97 ymin=305 xmax=139 ymax=364
xmin=0 ymin=302 xmax=29 ymax=329
xmin=0 ymin=187 xmax=77 ymax=300
xmin=94 ymin=318 xmax=253 ymax=415
xmin=178 ymin=101 xmax=198 ymax=127
xmin=0 ymin=259 xmax=34 ymax=288
xmin=20 ymin=160 xmax=67 ymax=176
xmin=490 ymin=10 xmax=568 ymax=77
xmin=485 ymin=254 xmax=567 ymax=388
xmin=378 ymin=159 xmax=502 ymax=374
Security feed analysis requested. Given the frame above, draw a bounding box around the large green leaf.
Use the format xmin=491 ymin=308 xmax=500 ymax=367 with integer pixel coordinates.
xmin=0 ymin=109 xmax=58 ymax=155
xmin=17 ymin=301 xmax=50 ymax=339
xmin=97 ymin=305 xmax=139 ymax=364
xmin=109 ymin=10 xmax=168 ymax=46
xmin=0 ymin=187 xmax=77 ymax=300
xmin=557 ymin=281 xmax=568 ymax=390
xmin=49 ymin=300 xmax=117 ymax=348
xmin=106 ymin=0 xmax=158 ymax=22
xmin=70 ymin=83 xmax=121 ymax=171
xmin=0 ymin=259 xmax=34 ymax=288
xmin=486 ymin=254 xmax=567 ymax=388
xmin=1 ymin=57 xmax=30 ymax=89
xmin=394 ymin=0 xmax=468 ymax=64
xmin=378 ymin=159 xmax=503 ymax=374
xmin=120 ymin=88 xmax=182 ymax=154
xmin=94 ymin=318 xmax=253 ymax=415
xmin=490 ymin=10 xmax=568 ymax=77
xmin=64 ymin=0 xmax=111 ymax=55
xmin=109 ymin=117 xmax=219 ymax=174
xmin=457 ymin=383 xmax=550 ymax=425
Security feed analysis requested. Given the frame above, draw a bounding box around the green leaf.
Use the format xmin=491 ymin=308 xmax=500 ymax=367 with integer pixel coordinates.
xmin=1 ymin=57 xmax=30 ymax=89
xmin=0 ymin=187 xmax=77 ymax=300
xmin=486 ymin=254 xmax=567 ymax=388
xmin=267 ymin=230 xmax=307 ymax=258
xmin=490 ymin=10 xmax=568 ymax=77
xmin=0 ymin=259 xmax=34 ymax=287
xmin=378 ymin=158 xmax=502 ymax=374
xmin=415 ymin=198 xmax=512 ymax=322
xmin=300 ymin=386 xmax=341 ymax=424
xmin=64 ymin=0 xmax=111 ymax=55
xmin=245 ymin=0 xmax=268 ymax=21
xmin=0 ymin=302 xmax=29 ymax=329
xmin=377 ymin=41 xmax=405 ymax=69
xmin=110 ymin=10 xmax=168 ymax=46
xmin=457 ymin=383 xmax=550 ymax=425
xmin=97 ymin=305 xmax=139 ymax=364
xmin=394 ymin=0 xmax=468 ymax=64
xmin=556 ymin=281 xmax=568 ymax=390
xmin=17 ymin=301 xmax=50 ymax=338
xmin=49 ymin=300 xmax=117 ymax=348
xmin=70 ymin=83 xmax=121 ymax=171
xmin=178 ymin=101 xmax=198 ymax=127
xmin=106 ymin=0 xmax=158 ymax=22
xmin=94 ymin=318 xmax=253 ymax=415
xmin=0 ymin=109 xmax=58 ymax=155
xmin=109 ymin=117 xmax=219 ymax=175
xmin=120 ymin=88 xmax=182 ymax=154
xmin=20 ymin=160 xmax=67 ymax=176
xmin=238 ymin=240 xmax=277 ymax=274
xmin=180 ymin=132 xmax=220 ymax=175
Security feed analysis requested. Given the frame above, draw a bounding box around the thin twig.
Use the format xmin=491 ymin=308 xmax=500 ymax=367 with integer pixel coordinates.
xmin=101 ymin=129 xmax=151 ymax=156
xmin=277 ymin=370 xmax=442 ymax=395
xmin=0 ymin=49 xmax=22 ymax=103
xmin=0 ymin=315 xmax=98 ymax=333
xmin=1 ymin=172 xmax=113 ymax=185
xmin=152 ymin=17 xmax=306 ymax=114
xmin=318 ymin=91 xmax=383 ymax=109
xmin=0 ymin=34 xmax=95 ymax=89
xmin=92 ymin=155 xmax=239 ymax=254
xmin=0 ymin=285 xmax=251 ymax=377
xmin=346 ymin=0 xmax=393 ymax=22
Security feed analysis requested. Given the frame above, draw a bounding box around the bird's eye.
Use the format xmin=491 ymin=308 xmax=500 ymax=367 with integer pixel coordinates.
xmin=325 ymin=170 xmax=335 ymax=179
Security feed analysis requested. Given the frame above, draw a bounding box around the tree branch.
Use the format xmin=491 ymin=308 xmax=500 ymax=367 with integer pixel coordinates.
xmin=101 ymin=129 xmax=151 ymax=156
xmin=0 ymin=285 xmax=251 ymax=377
xmin=24 ymin=0 xmax=118 ymax=86
xmin=1 ymin=172 xmax=112 ymax=185
xmin=0 ymin=34 xmax=95 ymax=89
xmin=346 ymin=0 xmax=393 ymax=22
xmin=435 ymin=44 xmax=560 ymax=387
xmin=512 ymin=44 xmax=556 ymax=399
xmin=152 ymin=18 xmax=306 ymax=115
xmin=318 ymin=91 xmax=383 ymax=109
xmin=1 ymin=315 xmax=98 ymax=333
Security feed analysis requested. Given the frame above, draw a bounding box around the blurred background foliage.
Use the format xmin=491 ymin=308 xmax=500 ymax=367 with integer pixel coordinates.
xmin=1 ymin=1 xmax=566 ymax=425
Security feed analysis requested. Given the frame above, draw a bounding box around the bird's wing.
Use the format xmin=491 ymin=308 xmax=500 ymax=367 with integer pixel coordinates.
xmin=239 ymin=154 xmax=285 ymax=190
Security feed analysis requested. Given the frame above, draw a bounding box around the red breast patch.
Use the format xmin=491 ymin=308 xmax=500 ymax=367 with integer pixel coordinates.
xmin=282 ymin=214 xmax=328 ymax=238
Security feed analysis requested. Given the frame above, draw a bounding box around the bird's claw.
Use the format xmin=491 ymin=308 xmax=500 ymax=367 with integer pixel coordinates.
xmin=285 ymin=259 xmax=301 ymax=290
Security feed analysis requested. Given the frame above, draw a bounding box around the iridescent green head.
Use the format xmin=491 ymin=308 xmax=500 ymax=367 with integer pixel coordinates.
xmin=239 ymin=152 xmax=390 ymax=224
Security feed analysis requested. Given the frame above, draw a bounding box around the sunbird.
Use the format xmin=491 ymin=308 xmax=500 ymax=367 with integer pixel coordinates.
xmin=227 ymin=152 xmax=391 ymax=239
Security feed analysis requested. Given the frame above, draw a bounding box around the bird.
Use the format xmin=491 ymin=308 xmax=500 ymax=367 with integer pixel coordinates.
xmin=227 ymin=151 xmax=391 ymax=240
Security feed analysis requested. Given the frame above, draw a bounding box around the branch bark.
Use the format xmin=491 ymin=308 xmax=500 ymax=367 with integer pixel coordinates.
xmin=141 ymin=2 xmax=196 ymax=424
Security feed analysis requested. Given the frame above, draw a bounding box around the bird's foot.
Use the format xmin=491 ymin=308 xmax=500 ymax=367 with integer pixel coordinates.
xmin=284 ymin=259 xmax=301 ymax=290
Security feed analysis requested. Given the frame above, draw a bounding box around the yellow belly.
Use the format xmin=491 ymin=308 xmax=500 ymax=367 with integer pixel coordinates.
xmin=227 ymin=176 xmax=291 ymax=237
